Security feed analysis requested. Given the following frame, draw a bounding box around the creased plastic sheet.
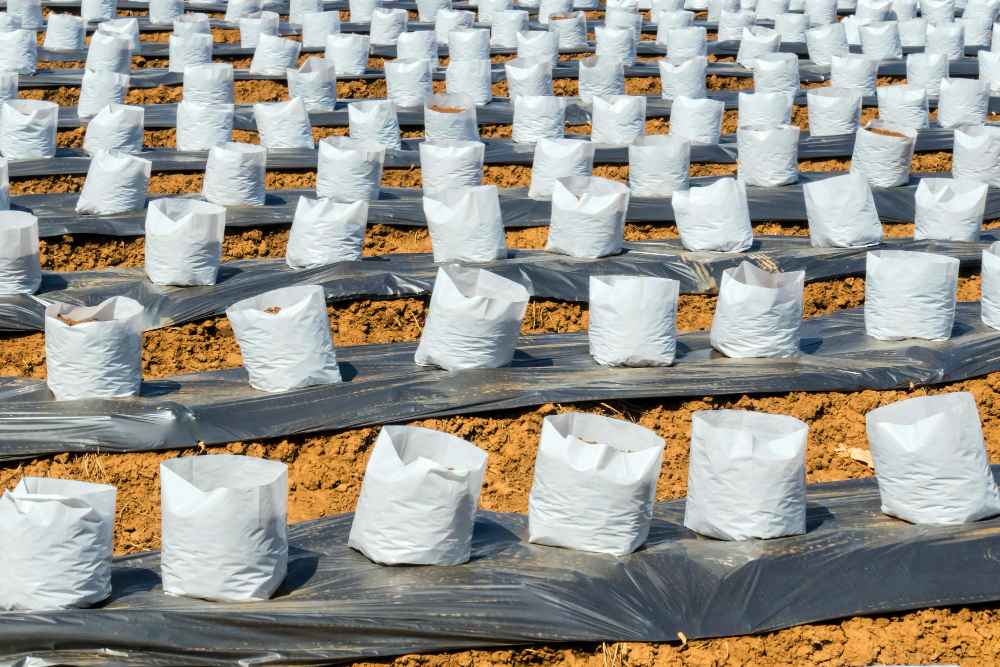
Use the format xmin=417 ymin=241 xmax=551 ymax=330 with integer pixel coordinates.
xmin=2 ymin=235 xmax=995 ymax=333
xmin=0 ymin=301 xmax=998 ymax=460
xmin=5 ymin=469 xmax=1000 ymax=667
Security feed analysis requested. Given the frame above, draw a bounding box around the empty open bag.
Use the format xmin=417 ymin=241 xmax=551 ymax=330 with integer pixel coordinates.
xmin=710 ymin=262 xmax=805 ymax=358
xmin=864 ymin=250 xmax=959 ymax=341
xmin=144 ymin=198 xmax=227 ymax=286
xmin=589 ymin=274 xmax=679 ymax=366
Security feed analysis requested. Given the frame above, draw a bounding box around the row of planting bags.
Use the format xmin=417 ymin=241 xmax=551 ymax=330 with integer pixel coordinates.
xmin=3 ymin=390 xmax=997 ymax=610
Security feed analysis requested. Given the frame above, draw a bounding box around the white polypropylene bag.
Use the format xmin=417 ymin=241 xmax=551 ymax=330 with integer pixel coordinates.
xmin=937 ymin=77 xmax=988 ymax=128
xmin=840 ymin=14 xmax=870 ymax=46
xmin=325 ymin=33 xmax=369 ymax=76
xmin=591 ymin=95 xmax=646 ymax=145
xmin=348 ymin=426 xmax=488 ymax=565
xmin=737 ymin=90 xmax=793 ymax=127
xmin=805 ymin=0 xmax=837 ymax=23
xmin=980 ymin=50 xmax=1000 ymax=93
xmin=183 ymin=63 xmax=234 ymax=106
xmin=423 ymin=184 xmax=506 ymax=262
xmin=145 ymin=198 xmax=226 ymax=286
xmin=864 ymin=249 xmax=959 ymax=340
xmin=0 ymin=159 xmax=7 ymax=211
xmin=538 ymin=0 xmax=573 ymax=22
xmin=150 ymin=0 xmax=184 ymax=23
xmin=579 ymin=55 xmax=625 ymax=102
xmin=517 ymin=30 xmax=559 ymax=65
xmin=669 ymin=95 xmax=724 ymax=145
xmin=756 ymin=0 xmax=790 ymax=17
xmin=875 ymin=84 xmax=929 ymax=129
xmin=43 ymin=13 xmax=84 ymax=51
xmin=665 ymin=26 xmax=707 ymax=62
xmin=84 ymin=103 xmax=144 ymax=155
xmin=0 ymin=28 xmax=34 ymax=75
xmin=906 ymin=51 xmax=948 ymax=96
xmin=831 ymin=54 xmax=878 ymax=96
xmin=605 ymin=7 xmax=642 ymax=41
xmin=0 ymin=72 xmax=15 ymax=106
xmin=548 ymin=12 xmax=588 ymax=48
xmin=227 ymin=285 xmax=342 ymax=392
xmin=435 ymin=9 xmax=474 ymax=43
xmin=397 ymin=29 xmax=437 ymax=62
xmin=546 ymin=176 xmax=629 ymax=258
xmin=672 ymin=178 xmax=752 ymax=251
xmin=301 ymin=11 xmax=341 ymax=48
xmin=805 ymin=22 xmax=848 ymax=65
xmin=528 ymin=137 xmax=594 ymax=199
xmin=752 ymin=52 xmax=799 ymax=96
xmin=684 ymin=410 xmax=807 ymax=540
xmin=254 ymin=98 xmax=314 ymax=149
xmin=710 ymin=261 xmax=804 ymax=357
xmin=982 ymin=242 xmax=1000 ymax=329
xmin=419 ymin=139 xmax=484 ymax=195
xmin=491 ymin=10 xmax=529 ymax=47
xmin=866 ymin=393 xmax=1000 ymax=524
xmin=250 ymin=34 xmax=301 ymax=76
xmin=286 ymin=196 xmax=368 ymax=268
xmin=168 ymin=32 xmax=212 ymax=74
xmin=424 ymin=93 xmax=478 ymax=141
xmin=851 ymin=121 xmax=916 ymax=187
xmin=224 ymin=0 xmax=260 ymax=20
xmin=527 ymin=413 xmax=664 ymax=556
xmin=6 ymin=0 xmax=40 ymax=28
xmin=628 ymin=134 xmax=690 ymax=196
xmin=775 ymin=12 xmax=809 ymax=42
xmin=418 ymin=0 xmax=451 ymax=21
xmin=446 ymin=59 xmax=492 ymax=105
xmin=0 ymin=478 xmax=116 ymax=611
xmin=858 ymin=20 xmax=902 ymax=59
xmin=804 ymin=171 xmax=882 ymax=246
xmin=926 ymin=21 xmax=964 ymax=59
xmin=589 ymin=275 xmax=678 ymax=366
xmin=348 ymin=99 xmax=401 ymax=150
xmin=0 ymin=210 xmax=39 ymax=295
xmin=176 ymin=101 xmax=234 ymax=151
xmin=654 ymin=9 xmax=694 ymax=46
xmin=898 ymin=17 xmax=927 ymax=45
xmin=448 ymin=27 xmax=490 ymax=60
xmin=202 ymin=143 xmax=266 ymax=207
xmin=736 ymin=26 xmax=780 ymax=66
xmin=893 ymin=0 xmax=918 ymax=19
xmin=952 ymin=125 xmax=1000 ymax=186
xmin=98 ymin=18 xmax=139 ymax=50
xmin=316 ymin=137 xmax=386 ymax=202
xmin=76 ymin=150 xmax=150 ymax=215
xmin=287 ymin=58 xmax=336 ymax=112
xmin=658 ymin=55 xmax=707 ymax=99
xmin=239 ymin=12 xmax=278 ymax=49
xmin=44 ymin=296 xmax=144 ymax=401
xmin=385 ymin=58 xmax=433 ymax=107
xmin=478 ymin=0 xmax=511 ymax=23
xmin=718 ymin=9 xmax=755 ymax=41
xmin=174 ymin=14 xmax=211 ymax=37
xmin=77 ymin=69 xmax=128 ymax=121
xmin=595 ymin=25 xmax=636 ymax=65
xmin=160 ymin=455 xmax=287 ymax=601
xmin=289 ymin=0 xmax=322 ymax=25
xmin=413 ymin=265 xmax=530 ymax=370
xmin=81 ymin=0 xmax=116 ymax=23
xmin=512 ymin=95 xmax=565 ymax=142
xmin=913 ymin=177 xmax=987 ymax=241
xmin=922 ymin=0 xmax=955 ymax=22
xmin=504 ymin=57 xmax=552 ymax=98
xmin=0 ymin=99 xmax=56 ymax=158
xmin=86 ymin=31 xmax=129 ymax=74
xmin=370 ymin=7 xmax=408 ymax=45
xmin=806 ymin=87 xmax=861 ymax=136
xmin=737 ymin=124 xmax=799 ymax=186
xmin=348 ymin=0 xmax=378 ymax=22
xmin=962 ymin=12 xmax=993 ymax=47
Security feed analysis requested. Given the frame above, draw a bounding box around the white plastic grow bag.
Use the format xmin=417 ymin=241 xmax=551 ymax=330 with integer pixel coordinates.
xmin=752 ymin=52 xmax=799 ymax=96
xmin=913 ymin=177 xmax=987 ymax=241
xmin=589 ymin=275 xmax=679 ymax=366
xmin=921 ymin=0 xmax=955 ymax=22
xmin=517 ymin=30 xmax=559 ymax=65
xmin=224 ymin=0 xmax=261 ymax=21
xmin=737 ymin=124 xmax=799 ymax=186
xmin=578 ymin=55 xmax=625 ymax=102
xmin=478 ymin=0 xmax=512 ymax=23
xmin=548 ymin=12 xmax=588 ymax=48
xmin=396 ymin=29 xmax=437 ymax=62
xmin=926 ymin=21 xmax=964 ymax=60
xmin=504 ymin=57 xmax=553 ymax=98
xmin=98 ymin=18 xmax=140 ymax=50
xmin=937 ymin=78 xmax=988 ymax=128
xmin=605 ymin=6 xmax=642 ymax=41
xmin=875 ymin=84 xmax=929 ymax=130
xmin=858 ymin=20 xmax=902 ymax=59
xmin=708 ymin=0 xmax=740 ymax=19
xmin=595 ymin=25 xmax=636 ymax=65
xmin=591 ymin=95 xmax=646 ymax=145
xmin=254 ymin=98 xmax=314 ymax=149
xmin=81 ymin=0 xmax=116 ymax=23
xmin=286 ymin=196 xmax=368 ymax=268
xmin=717 ymin=9 xmax=755 ymax=41
xmin=892 ymin=0 xmax=918 ymax=19
xmin=756 ymin=0 xmax=790 ymax=18
xmin=423 ymin=184 xmax=506 ymax=263
xmin=850 ymin=121 xmax=916 ymax=187
xmin=866 ymin=393 xmax=1000 ymax=525
xmin=805 ymin=0 xmax=837 ymax=23
xmin=176 ymin=101 xmax=234 ymax=151
xmin=348 ymin=0 xmax=379 ymax=22
xmin=44 ymin=296 xmax=144 ymax=401
xmin=0 ymin=159 xmax=7 ymax=211
xmin=446 ymin=58 xmax=492 ymax=105
xmin=250 ymin=34 xmax=301 ymax=76
xmin=239 ymin=12 xmax=279 ymax=49
xmin=0 ymin=29 xmax=34 ymax=74
xmin=961 ymin=11 xmax=993 ymax=47
xmin=669 ymin=95 xmax=724 ymax=145
xmin=0 ymin=210 xmax=39 ymax=295
xmin=86 ymin=31 xmax=129 ymax=74
xmin=0 ymin=478 xmax=116 ymax=611
xmin=145 ymin=198 xmax=227 ymax=286
xmin=348 ymin=99 xmax=401 ymax=149
xmin=736 ymin=26 xmax=780 ymax=66
xmin=982 ymin=242 xmax=1000 ymax=329
xmin=864 ymin=249 xmax=959 ymax=340
xmin=840 ymin=13 xmax=871 ymax=45
xmin=512 ymin=94 xmax=565 ymax=142
xmin=43 ymin=13 xmax=84 ymax=51
xmin=803 ymin=171 xmax=882 ymax=247
xmin=182 ymin=63 xmax=234 ymax=105
xmin=325 ymin=33 xmax=370 ymax=76
xmin=348 ymin=426 xmax=488 ymax=566
xmin=654 ymin=9 xmax=694 ymax=46
xmin=424 ymin=93 xmax=478 ymax=141
xmin=653 ymin=0 xmax=687 ymax=15
xmin=149 ymin=0 xmax=184 ymax=24
xmin=435 ymin=9 xmax=474 ymax=43
xmin=385 ymin=58 xmax=433 ymax=107
xmin=370 ymin=7 xmax=408 ymax=45
xmin=0 ymin=72 xmax=15 ymax=106
xmin=227 ymin=285 xmax=342 ymax=392
xmin=775 ymin=12 xmax=809 ymax=42
xmin=419 ymin=139 xmax=485 ymax=195
xmin=203 ymin=143 xmax=267 ymax=207
xmin=538 ymin=0 xmax=573 ymax=22
xmin=160 ymin=455 xmax=288 ymax=601
xmin=898 ymin=17 xmax=927 ymax=45
xmin=289 ymin=0 xmax=322 ymax=25
xmin=952 ymin=125 xmax=1000 ymax=187
xmin=737 ymin=90 xmax=793 ymax=127
xmin=528 ymin=137 xmax=594 ymax=199
xmin=448 ymin=27 xmax=490 ymax=60
xmin=684 ymin=410 xmax=808 ymax=541
xmin=980 ymin=50 xmax=1000 ymax=94
xmin=805 ymin=22 xmax=848 ymax=65
xmin=418 ymin=0 xmax=451 ymax=21
xmin=658 ymin=55 xmax=707 ymax=99
xmin=287 ymin=58 xmax=337 ymax=112
xmin=628 ymin=134 xmax=690 ymax=196
xmin=664 ymin=26 xmax=707 ymax=62
xmin=414 ymin=265 xmax=530 ymax=370
xmin=6 ymin=0 xmax=40 ymax=28
xmin=316 ymin=137 xmax=386 ymax=202
xmin=806 ymin=87 xmax=861 ymax=136
xmin=546 ymin=176 xmax=630 ymax=258
xmin=76 ymin=150 xmax=151 ymax=215
xmin=491 ymin=10 xmax=529 ymax=47
xmin=301 ymin=11 xmax=341 ymax=48
xmin=169 ymin=32 xmax=213 ymax=73
xmin=527 ymin=413 xmax=665 ymax=556
xmin=77 ymin=69 xmax=129 ymax=120
xmin=831 ymin=54 xmax=877 ymax=97
xmin=710 ymin=261 xmax=805 ymax=358
xmin=174 ymin=14 xmax=210 ymax=37
xmin=906 ymin=51 xmax=948 ymax=96
xmin=672 ymin=178 xmax=752 ymax=251
xmin=0 ymin=99 xmax=56 ymax=158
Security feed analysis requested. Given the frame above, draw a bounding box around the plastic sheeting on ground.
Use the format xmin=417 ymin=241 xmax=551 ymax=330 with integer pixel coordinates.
xmin=0 ymin=301 xmax=997 ymax=460
xmin=4 ymin=468 xmax=1000 ymax=665
xmin=0 ymin=235 xmax=995 ymax=333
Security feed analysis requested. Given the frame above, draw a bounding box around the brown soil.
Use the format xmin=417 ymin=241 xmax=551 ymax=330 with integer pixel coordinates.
xmin=428 ymin=104 xmax=466 ymax=113
xmin=55 ymin=313 xmax=88 ymax=326
xmin=867 ymin=126 xmax=908 ymax=139
xmin=263 ymin=306 xmax=281 ymax=314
